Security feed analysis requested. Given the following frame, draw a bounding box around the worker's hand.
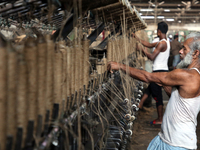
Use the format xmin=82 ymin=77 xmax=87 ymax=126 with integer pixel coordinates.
xmin=107 ymin=61 xmax=122 ymax=73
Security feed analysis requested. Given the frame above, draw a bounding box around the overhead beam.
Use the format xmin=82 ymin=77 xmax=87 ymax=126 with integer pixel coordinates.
xmin=142 ymin=16 xmax=200 ymax=20
xmin=132 ymin=3 xmax=200 ymax=7
xmin=146 ymin=13 xmax=200 ymax=16
xmin=137 ymin=8 xmax=200 ymax=12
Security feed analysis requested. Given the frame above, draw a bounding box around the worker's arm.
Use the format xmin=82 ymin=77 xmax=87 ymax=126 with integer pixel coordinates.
xmin=133 ymin=33 xmax=158 ymax=48
xmin=162 ymin=86 xmax=172 ymax=97
xmin=107 ymin=62 xmax=188 ymax=87
xmin=135 ymin=45 xmax=173 ymax=96
xmin=137 ymin=41 xmax=167 ymax=61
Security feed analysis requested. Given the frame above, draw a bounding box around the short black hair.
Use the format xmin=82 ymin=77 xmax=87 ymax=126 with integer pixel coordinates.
xmin=174 ymin=35 xmax=178 ymax=39
xmin=157 ymin=21 xmax=168 ymax=34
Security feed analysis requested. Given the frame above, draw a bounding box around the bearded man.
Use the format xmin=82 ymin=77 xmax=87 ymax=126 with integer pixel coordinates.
xmin=107 ymin=32 xmax=200 ymax=150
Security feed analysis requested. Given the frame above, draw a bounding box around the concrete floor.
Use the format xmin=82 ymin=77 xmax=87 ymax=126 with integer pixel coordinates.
xmin=130 ymin=102 xmax=163 ymax=150
xmin=130 ymin=91 xmax=200 ymax=150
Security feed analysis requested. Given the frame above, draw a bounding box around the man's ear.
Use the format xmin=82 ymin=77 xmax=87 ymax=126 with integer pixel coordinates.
xmin=193 ymin=50 xmax=200 ymax=58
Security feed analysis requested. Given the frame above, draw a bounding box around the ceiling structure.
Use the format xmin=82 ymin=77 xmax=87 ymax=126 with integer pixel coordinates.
xmin=1 ymin=0 xmax=200 ymax=29
xmin=0 ymin=0 xmax=147 ymax=42
xmin=0 ymin=0 xmax=147 ymax=30
xmin=130 ymin=0 xmax=200 ymax=25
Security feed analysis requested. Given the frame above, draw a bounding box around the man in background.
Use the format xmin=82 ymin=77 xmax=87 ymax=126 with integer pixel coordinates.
xmin=134 ymin=21 xmax=170 ymax=125
xmin=170 ymin=35 xmax=182 ymax=69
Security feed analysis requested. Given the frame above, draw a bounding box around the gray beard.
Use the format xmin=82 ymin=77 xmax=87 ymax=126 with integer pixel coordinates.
xmin=176 ymin=51 xmax=193 ymax=69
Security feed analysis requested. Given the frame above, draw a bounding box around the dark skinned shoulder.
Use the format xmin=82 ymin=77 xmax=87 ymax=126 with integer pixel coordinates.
xmin=157 ymin=40 xmax=167 ymax=52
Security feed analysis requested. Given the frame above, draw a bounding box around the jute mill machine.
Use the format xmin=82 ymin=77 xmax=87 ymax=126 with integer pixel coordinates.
xmin=0 ymin=0 xmax=148 ymax=150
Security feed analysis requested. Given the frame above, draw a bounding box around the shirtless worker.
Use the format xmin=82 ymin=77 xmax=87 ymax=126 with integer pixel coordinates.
xmin=134 ymin=21 xmax=170 ymax=125
xmin=107 ymin=32 xmax=200 ymax=149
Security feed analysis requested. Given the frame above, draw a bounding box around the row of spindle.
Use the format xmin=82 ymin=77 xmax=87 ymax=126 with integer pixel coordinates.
xmin=0 ymin=33 xmax=90 ymax=150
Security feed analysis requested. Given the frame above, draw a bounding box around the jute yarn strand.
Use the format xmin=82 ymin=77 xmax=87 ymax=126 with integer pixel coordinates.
xmin=126 ymin=37 xmax=129 ymax=57
xmin=113 ymin=39 xmax=118 ymax=61
xmin=131 ymin=31 xmax=136 ymax=54
xmin=73 ymin=44 xmax=80 ymax=108
xmin=36 ymin=34 xmax=47 ymax=120
xmin=107 ymin=40 xmax=112 ymax=62
xmin=66 ymin=46 xmax=71 ymax=100
xmin=6 ymin=41 xmax=18 ymax=148
xmin=124 ymin=37 xmax=129 ymax=65
xmin=24 ymin=37 xmax=38 ymax=123
xmin=71 ymin=45 xmax=75 ymax=95
xmin=116 ymin=39 xmax=121 ymax=62
xmin=117 ymin=38 xmax=123 ymax=61
xmin=79 ymin=41 xmax=84 ymax=92
xmin=36 ymin=34 xmax=47 ymax=136
xmin=75 ymin=44 xmax=80 ymax=93
xmin=131 ymin=36 xmax=136 ymax=53
xmin=15 ymin=42 xmax=27 ymax=147
xmin=59 ymin=40 xmax=67 ymax=110
xmin=0 ymin=35 xmax=7 ymax=150
xmin=96 ymin=62 xmax=102 ymax=75
xmin=53 ymin=42 xmax=62 ymax=112
xmin=45 ymin=34 xmax=54 ymax=118
xmin=68 ymin=46 xmax=74 ymax=111
xmin=128 ymin=37 xmax=131 ymax=55
xmin=73 ymin=27 xmax=78 ymax=98
xmin=102 ymin=57 xmax=107 ymax=75
xmin=130 ymin=37 xmax=132 ymax=55
xmin=135 ymin=30 xmax=149 ymax=70
xmin=125 ymin=37 xmax=128 ymax=61
xmin=111 ymin=41 xmax=115 ymax=62
xmin=126 ymin=38 xmax=129 ymax=58
xmin=83 ymin=39 xmax=90 ymax=89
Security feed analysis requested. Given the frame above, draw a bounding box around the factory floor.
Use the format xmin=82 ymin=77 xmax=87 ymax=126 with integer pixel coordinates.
xmin=130 ymin=90 xmax=200 ymax=150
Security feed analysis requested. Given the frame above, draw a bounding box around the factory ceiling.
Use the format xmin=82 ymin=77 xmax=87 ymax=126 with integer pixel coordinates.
xmin=130 ymin=0 xmax=200 ymax=25
xmin=0 ymin=0 xmax=147 ymax=36
xmin=1 ymin=0 xmax=200 ymax=30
